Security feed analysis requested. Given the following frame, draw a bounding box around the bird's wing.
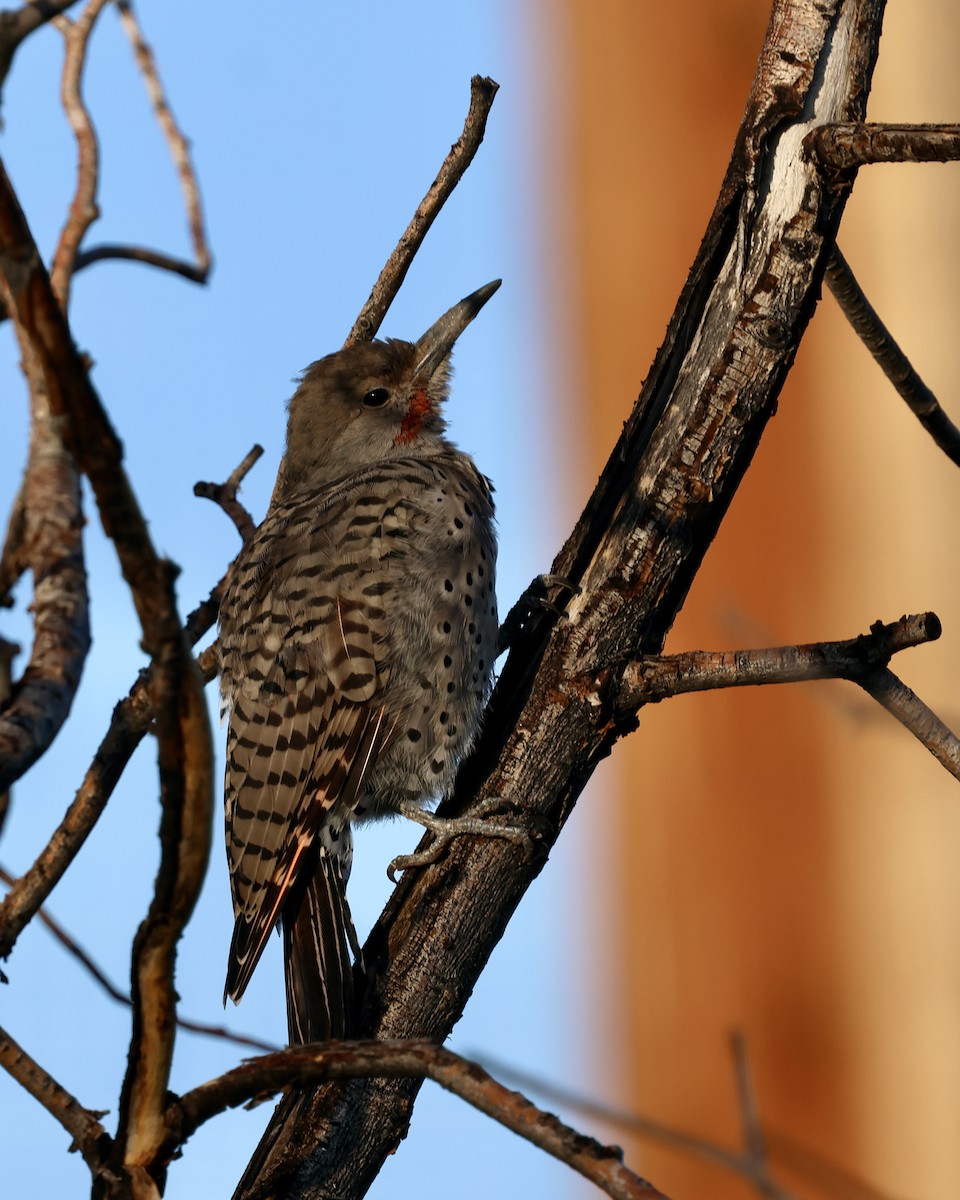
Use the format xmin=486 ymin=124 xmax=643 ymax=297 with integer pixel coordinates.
xmin=220 ymin=487 xmax=400 ymax=1005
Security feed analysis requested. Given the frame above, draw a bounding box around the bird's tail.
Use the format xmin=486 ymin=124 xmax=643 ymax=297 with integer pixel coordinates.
xmin=282 ymin=850 xmax=356 ymax=1044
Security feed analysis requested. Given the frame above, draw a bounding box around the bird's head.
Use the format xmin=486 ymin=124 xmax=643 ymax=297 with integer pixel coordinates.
xmin=279 ymin=280 xmax=500 ymax=494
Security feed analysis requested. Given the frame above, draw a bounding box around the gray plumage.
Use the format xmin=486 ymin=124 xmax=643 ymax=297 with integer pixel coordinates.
xmin=219 ymin=283 xmax=500 ymax=1042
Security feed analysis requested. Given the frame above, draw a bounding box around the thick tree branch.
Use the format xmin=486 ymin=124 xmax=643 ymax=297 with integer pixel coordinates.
xmin=0 ymin=635 xmax=16 ymax=832
xmin=0 ymin=8 xmax=96 ymax=793
xmin=0 ymin=271 xmax=90 ymax=800
xmin=0 ymin=470 xmax=26 ymax=604
xmin=237 ymin=4 xmax=891 ymax=1197
xmin=824 ymin=247 xmax=960 ymax=466
xmin=0 ymin=399 xmax=89 ymax=794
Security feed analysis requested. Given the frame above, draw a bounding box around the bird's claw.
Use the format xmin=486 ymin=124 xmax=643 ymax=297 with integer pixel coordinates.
xmin=387 ymin=795 xmax=535 ymax=882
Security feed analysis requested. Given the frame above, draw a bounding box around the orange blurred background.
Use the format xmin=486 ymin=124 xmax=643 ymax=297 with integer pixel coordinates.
xmin=532 ymin=2 xmax=960 ymax=1197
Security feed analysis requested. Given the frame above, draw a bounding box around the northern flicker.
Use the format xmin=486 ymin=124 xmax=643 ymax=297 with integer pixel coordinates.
xmin=219 ymin=281 xmax=501 ymax=1043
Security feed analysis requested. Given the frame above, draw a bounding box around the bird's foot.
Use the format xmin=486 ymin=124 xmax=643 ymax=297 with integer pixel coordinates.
xmin=387 ymin=796 xmax=535 ymax=882
xmin=498 ymin=573 xmax=581 ymax=654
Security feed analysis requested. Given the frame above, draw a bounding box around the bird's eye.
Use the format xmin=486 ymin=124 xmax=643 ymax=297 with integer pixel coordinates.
xmin=363 ymin=387 xmax=390 ymax=408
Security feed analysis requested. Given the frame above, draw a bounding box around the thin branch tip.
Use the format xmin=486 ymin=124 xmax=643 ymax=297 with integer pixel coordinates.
xmin=343 ymin=71 xmax=499 ymax=348
xmin=194 ymin=446 xmax=263 ymax=544
xmin=825 ymin=248 xmax=960 ymax=467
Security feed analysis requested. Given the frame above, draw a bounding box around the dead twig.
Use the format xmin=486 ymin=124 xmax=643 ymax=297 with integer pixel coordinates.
xmin=767 ymin=1131 xmax=910 ymax=1200
xmin=860 ymin=667 xmax=960 ymax=779
xmin=613 ymin=614 xmax=960 ymax=779
xmin=617 ymin=614 xmax=940 ymax=703
xmin=343 ymin=74 xmax=498 ymax=348
xmin=194 ymin=444 xmax=264 ymax=545
xmin=116 ymin=0 xmax=212 ymax=279
xmin=50 ymin=0 xmax=112 ymax=304
xmin=73 ymin=242 xmax=208 ymax=282
xmin=824 ymin=246 xmax=960 ymax=467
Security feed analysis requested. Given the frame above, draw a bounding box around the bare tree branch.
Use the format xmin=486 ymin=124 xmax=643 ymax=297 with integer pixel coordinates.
xmin=0 ymin=281 xmax=90 ymax=801
xmin=859 ymin=667 xmax=960 ymax=778
xmin=73 ymin=242 xmax=209 ymax=282
xmin=0 ymin=596 xmax=213 ymax=962
xmin=0 ymin=634 xmax=16 ymax=833
xmin=824 ymin=246 xmax=960 ymax=466
xmin=171 ymin=1042 xmax=669 ymax=1200
xmin=344 ymin=73 xmax=498 ymax=348
xmin=481 ymin=1050 xmax=908 ymax=1200
xmin=0 ymin=0 xmax=79 ymax=95
xmin=0 ymin=661 xmax=153 ymax=961
xmin=0 ymin=420 xmax=88 ymax=795
xmin=616 ymin=613 xmax=940 ymax=703
xmin=0 ymin=1022 xmax=107 ymax=1171
xmin=613 ymin=614 xmax=960 ymax=777
xmin=808 ymin=122 xmax=960 ymax=170
xmin=194 ymin=444 xmax=264 ymax=545
xmin=110 ymin=562 xmax=213 ymax=1180
xmin=115 ymin=0 xmax=212 ymax=280
xmin=49 ymin=0 xmax=112 ymax=304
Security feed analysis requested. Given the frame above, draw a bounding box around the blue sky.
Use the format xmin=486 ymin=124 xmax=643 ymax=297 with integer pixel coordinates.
xmin=0 ymin=4 xmax=598 ymax=1197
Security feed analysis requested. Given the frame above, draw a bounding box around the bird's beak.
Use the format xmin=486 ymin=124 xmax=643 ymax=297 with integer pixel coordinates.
xmin=413 ymin=279 xmax=501 ymax=381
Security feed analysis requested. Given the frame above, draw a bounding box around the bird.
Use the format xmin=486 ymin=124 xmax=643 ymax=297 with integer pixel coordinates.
xmin=218 ymin=281 xmax=502 ymax=1044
